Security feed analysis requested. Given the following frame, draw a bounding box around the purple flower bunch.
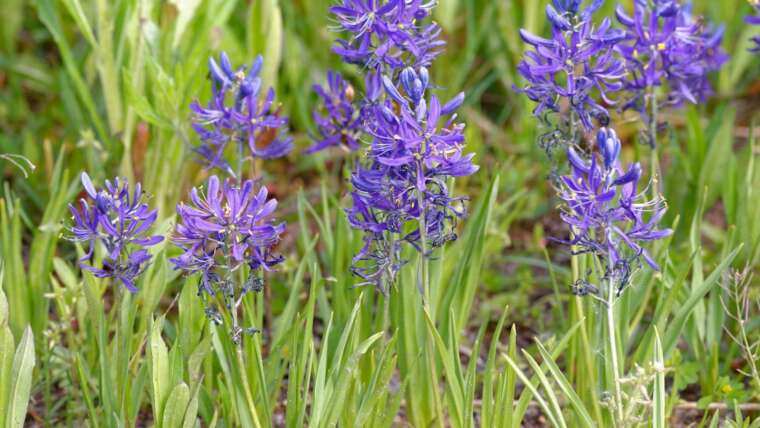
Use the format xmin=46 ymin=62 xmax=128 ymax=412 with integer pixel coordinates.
xmin=516 ymin=0 xmax=728 ymax=150
xmin=309 ymin=1 xmax=446 ymax=155
xmin=68 ymin=172 xmax=164 ymax=292
xmin=746 ymin=2 xmax=760 ymax=53
xmin=320 ymin=1 xmax=478 ymax=291
xmin=190 ymin=52 xmax=292 ymax=176
xmin=347 ymin=67 xmax=477 ymax=290
xmin=555 ymin=128 xmax=672 ymax=293
xmin=514 ymin=1 xmax=695 ymax=297
xmin=171 ymin=176 xmax=285 ymax=340
xmin=615 ymin=0 xmax=728 ymax=114
xmin=307 ymin=71 xmax=364 ymax=153
xmin=329 ymin=0 xmax=444 ymax=72
xmin=516 ymin=0 xmax=627 ymax=130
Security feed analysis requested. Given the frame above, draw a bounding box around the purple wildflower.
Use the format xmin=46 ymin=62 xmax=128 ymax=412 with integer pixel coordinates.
xmin=615 ymin=0 xmax=728 ymax=111
xmin=346 ymin=66 xmax=477 ymax=291
xmin=68 ymin=172 xmax=164 ymax=293
xmin=330 ymin=0 xmax=444 ymax=72
xmin=171 ymin=176 xmax=285 ymax=283
xmin=555 ymin=127 xmax=672 ymax=292
xmin=516 ymin=0 xmax=626 ymax=130
xmin=171 ymin=176 xmax=285 ymax=341
xmin=190 ymin=52 xmax=292 ymax=175
xmin=307 ymin=71 xmax=364 ymax=153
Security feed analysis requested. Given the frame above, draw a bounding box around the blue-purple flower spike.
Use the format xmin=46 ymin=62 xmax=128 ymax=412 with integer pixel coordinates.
xmin=346 ymin=65 xmax=478 ymax=292
xmin=68 ymin=172 xmax=164 ymax=293
xmin=615 ymin=0 xmax=728 ymax=111
xmin=171 ymin=175 xmax=285 ymax=287
xmin=516 ymin=0 xmax=626 ymax=130
xmin=191 ymin=52 xmax=293 ymax=176
xmin=555 ymin=128 xmax=672 ymax=294
xmin=325 ymin=1 xmax=478 ymax=292
xmin=329 ymin=0 xmax=443 ymax=72
xmin=171 ymin=176 xmax=285 ymax=341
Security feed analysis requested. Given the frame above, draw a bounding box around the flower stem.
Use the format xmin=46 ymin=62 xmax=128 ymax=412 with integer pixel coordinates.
xmin=648 ymin=87 xmax=658 ymax=149
xmin=606 ymin=277 xmax=624 ymax=426
xmin=416 ymin=190 xmax=430 ymax=308
xmin=382 ymin=291 xmax=391 ymax=334
xmin=649 ymin=89 xmax=664 ymax=198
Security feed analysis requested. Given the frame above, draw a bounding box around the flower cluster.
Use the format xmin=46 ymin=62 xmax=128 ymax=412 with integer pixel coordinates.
xmin=323 ymin=1 xmax=478 ymax=292
xmin=307 ymin=71 xmax=364 ymax=153
xmin=68 ymin=172 xmax=163 ymax=292
xmin=516 ymin=0 xmax=626 ymax=130
xmin=615 ymin=0 xmax=728 ymax=113
xmin=347 ymin=67 xmax=477 ymax=292
xmin=190 ymin=52 xmax=292 ymax=176
xmin=747 ymin=1 xmax=760 ymax=53
xmin=555 ymin=128 xmax=672 ymax=293
xmin=171 ymin=176 xmax=285 ymax=341
xmin=514 ymin=1 xmax=690 ymax=298
xmin=516 ymin=0 xmax=728 ymax=150
xmin=329 ymin=0 xmax=443 ymax=72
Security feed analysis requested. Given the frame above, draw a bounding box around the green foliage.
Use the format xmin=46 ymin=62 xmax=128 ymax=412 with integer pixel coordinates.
xmin=0 ymin=0 xmax=759 ymax=425
xmin=0 ymin=275 xmax=36 ymax=428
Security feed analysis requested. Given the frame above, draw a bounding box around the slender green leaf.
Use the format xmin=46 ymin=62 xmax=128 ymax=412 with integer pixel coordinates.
xmin=6 ymin=327 xmax=35 ymax=428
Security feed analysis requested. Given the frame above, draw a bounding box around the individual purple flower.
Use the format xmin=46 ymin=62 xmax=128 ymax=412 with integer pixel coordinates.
xmin=516 ymin=0 xmax=626 ymax=130
xmin=555 ymin=127 xmax=672 ymax=292
xmin=68 ymin=172 xmax=164 ymax=292
xmin=746 ymin=3 xmax=760 ymax=53
xmin=615 ymin=0 xmax=728 ymax=112
xmin=346 ymin=66 xmax=477 ymax=291
xmin=307 ymin=71 xmax=364 ymax=153
xmin=330 ymin=0 xmax=443 ymax=72
xmin=190 ymin=52 xmax=292 ymax=176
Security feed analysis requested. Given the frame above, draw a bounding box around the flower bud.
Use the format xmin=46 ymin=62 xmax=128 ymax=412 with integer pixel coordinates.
xmin=597 ymin=127 xmax=621 ymax=168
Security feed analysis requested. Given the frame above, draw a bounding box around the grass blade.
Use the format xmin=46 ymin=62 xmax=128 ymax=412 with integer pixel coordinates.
xmin=6 ymin=327 xmax=35 ymax=428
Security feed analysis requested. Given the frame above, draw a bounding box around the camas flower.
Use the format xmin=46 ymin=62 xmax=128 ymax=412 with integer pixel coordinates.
xmin=171 ymin=176 xmax=285 ymax=288
xmin=190 ymin=52 xmax=292 ymax=175
xmin=615 ymin=0 xmax=728 ymax=110
xmin=330 ymin=0 xmax=444 ymax=72
xmin=555 ymin=127 xmax=672 ymax=292
xmin=307 ymin=71 xmax=364 ymax=153
xmin=68 ymin=172 xmax=164 ymax=292
xmin=346 ymin=66 xmax=477 ymax=291
xmin=171 ymin=176 xmax=285 ymax=341
xmin=516 ymin=0 xmax=626 ymax=130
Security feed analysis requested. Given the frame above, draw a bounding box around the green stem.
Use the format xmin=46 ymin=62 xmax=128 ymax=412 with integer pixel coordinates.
xmin=569 ymin=109 xmax=579 ymax=146
xmin=606 ymin=277 xmax=624 ymax=426
xmin=382 ymin=292 xmax=391 ymax=335
xmin=416 ymin=189 xmax=430 ymax=308
xmin=649 ymin=89 xmax=664 ymax=198
xmin=570 ymin=254 xmax=603 ymax=423
xmin=649 ymin=88 xmax=659 ymax=149
xmin=237 ymin=136 xmax=245 ymax=181
xmin=236 ymin=346 xmax=262 ymax=428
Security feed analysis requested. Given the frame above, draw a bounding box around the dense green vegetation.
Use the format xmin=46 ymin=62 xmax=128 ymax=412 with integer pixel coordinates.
xmin=1 ymin=0 xmax=759 ymax=426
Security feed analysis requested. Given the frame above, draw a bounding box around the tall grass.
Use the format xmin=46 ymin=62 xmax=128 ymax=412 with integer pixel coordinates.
xmin=0 ymin=0 xmax=759 ymax=426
